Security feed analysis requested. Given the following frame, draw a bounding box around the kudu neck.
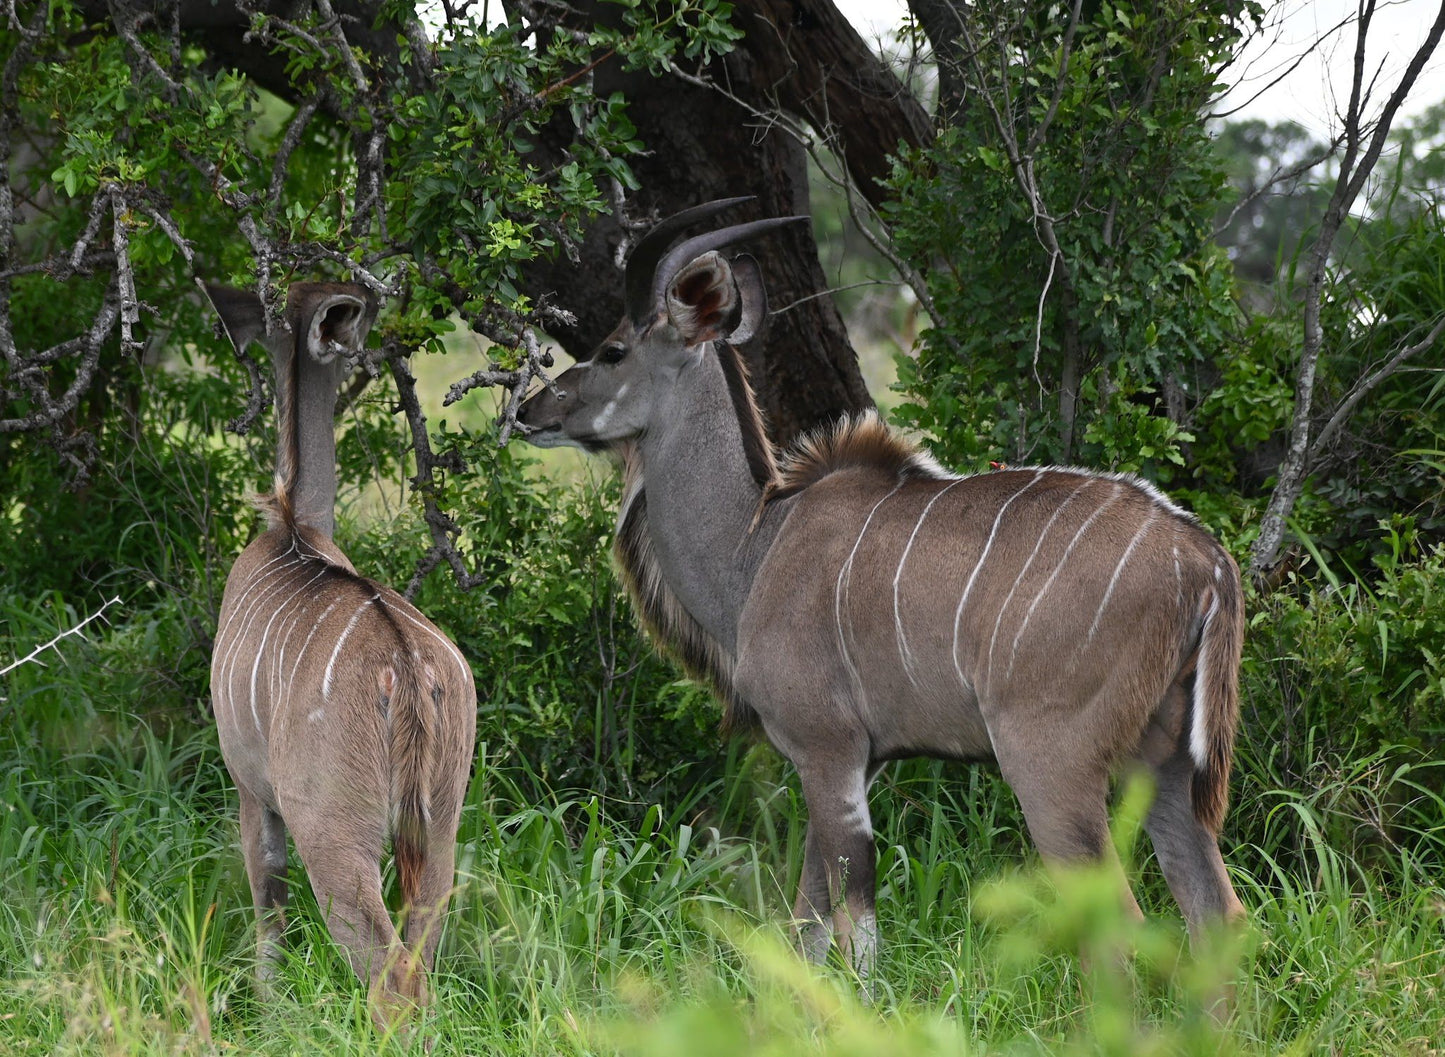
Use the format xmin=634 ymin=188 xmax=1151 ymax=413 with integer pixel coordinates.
xmin=637 ymin=345 xmax=782 ymax=654
xmin=276 ymin=342 xmax=343 ymax=539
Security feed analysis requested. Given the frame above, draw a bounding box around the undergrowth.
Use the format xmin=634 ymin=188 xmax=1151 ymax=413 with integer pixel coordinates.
xmin=2 ymin=588 xmax=1442 ymax=1055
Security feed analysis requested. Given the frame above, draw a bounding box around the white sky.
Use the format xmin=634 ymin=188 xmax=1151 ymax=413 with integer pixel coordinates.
xmin=835 ymin=0 xmax=1445 ymax=138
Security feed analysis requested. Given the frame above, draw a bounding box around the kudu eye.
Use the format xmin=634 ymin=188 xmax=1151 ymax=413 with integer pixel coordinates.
xmin=599 ymin=343 xmax=628 ymax=365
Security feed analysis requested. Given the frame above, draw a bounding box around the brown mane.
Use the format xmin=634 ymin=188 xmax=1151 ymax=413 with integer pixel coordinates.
xmin=769 ymin=411 xmax=953 ymax=502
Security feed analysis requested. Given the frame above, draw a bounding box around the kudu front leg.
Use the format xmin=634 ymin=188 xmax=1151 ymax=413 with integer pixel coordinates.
xmin=795 ymin=762 xmax=878 ymax=982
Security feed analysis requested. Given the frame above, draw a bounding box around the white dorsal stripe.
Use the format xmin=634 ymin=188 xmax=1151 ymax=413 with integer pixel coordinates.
xmin=1086 ymin=512 xmax=1157 ymax=642
xmin=323 ymin=595 xmax=378 ymax=701
xmin=985 ymin=477 xmax=1093 ymax=681
xmin=1008 ymin=482 xmax=1123 ymax=676
xmin=951 ymin=471 xmax=1045 ymax=688
xmin=893 ymin=477 xmax=966 ymax=686
xmin=835 ymin=483 xmax=904 ymax=697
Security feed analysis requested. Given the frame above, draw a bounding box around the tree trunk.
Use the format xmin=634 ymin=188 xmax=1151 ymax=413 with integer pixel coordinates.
xmin=519 ymin=0 xmax=931 ymax=444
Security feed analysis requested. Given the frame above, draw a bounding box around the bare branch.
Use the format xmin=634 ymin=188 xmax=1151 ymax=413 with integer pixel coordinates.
xmin=1212 ymin=136 xmax=1343 ymax=240
xmin=1249 ymin=0 xmax=1445 ymax=580
xmin=389 ymin=348 xmax=490 ymax=595
xmin=1209 ymin=7 xmax=1357 ymax=120
xmin=1313 ymin=313 xmax=1445 ymax=457
xmin=0 ymin=596 xmax=122 ymax=685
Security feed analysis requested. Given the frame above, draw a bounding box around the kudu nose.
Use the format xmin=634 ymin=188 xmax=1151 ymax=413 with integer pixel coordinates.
xmin=510 ymin=381 xmax=567 ymax=434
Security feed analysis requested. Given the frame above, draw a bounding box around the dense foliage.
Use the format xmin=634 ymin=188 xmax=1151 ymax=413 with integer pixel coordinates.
xmin=888 ymin=1 xmax=1244 ymax=476
xmin=3 ymin=0 xmax=1445 ymax=1052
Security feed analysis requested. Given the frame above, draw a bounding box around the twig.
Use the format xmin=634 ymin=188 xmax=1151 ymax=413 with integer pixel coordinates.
xmin=1313 ymin=313 xmax=1445 ymax=457
xmin=1212 ymin=137 xmax=1343 ymax=239
xmin=0 ymin=596 xmax=122 ymax=684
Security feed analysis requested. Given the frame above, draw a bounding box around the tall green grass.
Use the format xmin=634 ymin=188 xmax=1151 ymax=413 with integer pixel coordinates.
xmin=2 ymin=592 xmax=1442 ymax=1056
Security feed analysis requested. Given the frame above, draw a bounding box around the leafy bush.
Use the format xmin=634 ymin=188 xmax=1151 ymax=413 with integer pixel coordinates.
xmin=886 ymin=1 xmax=1243 ymax=475
xmin=1230 ymin=530 xmax=1445 ymax=874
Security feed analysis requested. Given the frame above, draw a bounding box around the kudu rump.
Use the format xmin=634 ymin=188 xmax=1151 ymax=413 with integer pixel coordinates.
xmin=517 ymin=201 xmax=1245 ymax=974
xmin=208 ymin=284 xmax=476 ymax=1024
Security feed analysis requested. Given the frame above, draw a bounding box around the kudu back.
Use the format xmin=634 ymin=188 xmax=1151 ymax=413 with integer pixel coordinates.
xmin=208 ymin=283 xmax=477 ymax=1025
xmin=517 ymin=200 xmax=1245 ymax=977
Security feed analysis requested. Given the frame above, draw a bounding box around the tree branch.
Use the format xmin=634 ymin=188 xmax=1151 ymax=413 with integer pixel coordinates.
xmin=1248 ymin=0 xmax=1445 ymax=581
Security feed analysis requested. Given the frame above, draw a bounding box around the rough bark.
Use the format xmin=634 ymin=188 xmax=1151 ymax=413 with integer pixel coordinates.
xmin=518 ymin=0 xmax=932 ymax=443
xmin=739 ymin=0 xmax=934 ymax=208
xmin=905 ymin=0 xmax=969 ymax=120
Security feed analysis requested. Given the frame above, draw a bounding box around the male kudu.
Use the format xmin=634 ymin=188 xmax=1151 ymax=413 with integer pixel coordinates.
xmin=208 ymin=283 xmax=477 ymax=1025
xmin=516 ymin=201 xmax=1246 ymax=976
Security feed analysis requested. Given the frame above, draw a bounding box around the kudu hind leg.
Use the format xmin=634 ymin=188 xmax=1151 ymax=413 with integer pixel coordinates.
xmin=992 ymin=730 xmax=1144 ymax=922
xmin=237 ymin=786 xmax=289 ymax=990
xmin=1142 ymin=741 xmax=1245 ymax=939
xmin=400 ymin=818 xmax=462 ymax=972
xmin=291 ymin=823 xmax=424 ymax=1028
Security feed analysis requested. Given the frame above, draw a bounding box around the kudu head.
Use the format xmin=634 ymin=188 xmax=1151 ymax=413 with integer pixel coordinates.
xmin=205 ymin=281 xmax=378 ymax=537
xmin=517 ymin=199 xmax=806 ymax=450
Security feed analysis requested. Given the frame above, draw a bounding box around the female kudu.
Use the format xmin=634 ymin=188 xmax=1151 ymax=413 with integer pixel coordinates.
xmin=208 ymin=283 xmax=476 ymax=1026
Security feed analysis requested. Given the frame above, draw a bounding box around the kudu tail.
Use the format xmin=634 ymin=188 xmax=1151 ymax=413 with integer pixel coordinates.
xmin=253 ymin=474 xmax=297 ymax=532
xmin=385 ymin=663 xmax=433 ymax=910
xmin=1188 ymin=568 xmax=1244 ymax=834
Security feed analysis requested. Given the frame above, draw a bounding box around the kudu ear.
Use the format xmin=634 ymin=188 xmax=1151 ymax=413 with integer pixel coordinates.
xmin=665 ymin=251 xmax=743 ymax=347
xmin=724 ymin=253 xmax=767 ymax=345
xmin=204 ymin=284 xmax=271 ymax=354
xmin=296 ymin=289 xmax=376 ymax=364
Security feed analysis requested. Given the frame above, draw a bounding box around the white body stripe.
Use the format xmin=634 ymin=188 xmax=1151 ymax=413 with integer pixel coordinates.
xmin=323 ymin=595 xmax=378 ymax=700
xmin=248 ymin=567 xmax=331 ymax=734
xmin=286 ymin=597 xmax=344 ymax=699
xmin=985 ymin=478 xmax=1092 ymax=679
xmin=951 ymin=471 xmax=1045 ymax=687
xmin=1085 ymin=512 xmax=1157 ymax=642
xmin=835 ymin=484 xmax=903 ymax=696
xmin=221 ymin=559 xmax=311 ymax=714
xmin=892 ymin=478 xmax=966 ymax=686
xmin=214 ymin=549 xmax=304 ymax=675
xmin=1008 ymin=483 xmax=1122 ymax=675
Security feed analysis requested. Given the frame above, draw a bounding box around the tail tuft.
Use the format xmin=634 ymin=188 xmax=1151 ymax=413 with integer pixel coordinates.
xmin=252 ymin=474 xmax=296 ymax=532
xmin=385 ymin=664 xmax=431 ymax=909
xmin=1189 ymin=561 xmax=1244 ymax=833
